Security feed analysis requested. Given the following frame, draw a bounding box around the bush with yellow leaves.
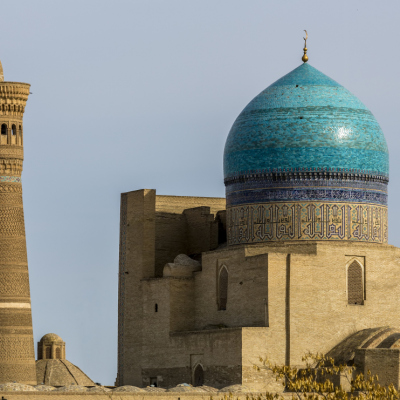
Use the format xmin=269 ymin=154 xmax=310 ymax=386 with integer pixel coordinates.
xmin=253 ymin=353 xmax=399 ymax=400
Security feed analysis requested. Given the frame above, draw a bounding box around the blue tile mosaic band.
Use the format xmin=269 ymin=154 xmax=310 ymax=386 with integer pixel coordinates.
xmin=227 ymin=188 xmax=387 ymax=207
xmin=227 ymin=202 xmax=387 ymax=244
xmin=0 ymin=176 xmax=21 ymax=183
xmin=224 ymin=63 xmax=389 ymax=244
xmin=226 ymin=174 xmax=388 ymax=207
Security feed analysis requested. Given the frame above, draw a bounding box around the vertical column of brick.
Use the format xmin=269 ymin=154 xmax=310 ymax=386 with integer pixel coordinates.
xmin=0 ymin=72 xmax=36 ymax=384
xmin=117 ymin=189 xmax=156 ymax=386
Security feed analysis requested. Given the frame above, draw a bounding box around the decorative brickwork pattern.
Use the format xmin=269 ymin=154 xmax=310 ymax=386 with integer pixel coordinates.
xmin=0 ymin=192 xmax=23 ymax=205
xmin=0 ymin=310 xmax=32 ymax=327
xmin=0 ymin=336 xmax=35 ymax=360
xmin=0 ymin=148 xmax=24 ymax=158
xmin=0 ymin=364 xmax=36 ymax=384
xmin=0 ymin=328 xmax=33 ymax=336
xmin=0 ymin=237 xmax=28 ymax=263
xmin=0 ymin=185 xmax=22 ymax=193
xmin=0 ymin=208 xmax=25 ymax=236
xmin=348 ymin=261 xmax=363 ymax=305
xmin=0 ymin=272 xmax=29 ymax=295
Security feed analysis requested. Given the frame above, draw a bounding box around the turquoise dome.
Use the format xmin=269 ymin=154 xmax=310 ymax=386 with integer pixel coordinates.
xmin=224 ymin=63 xmax=388 ymax=180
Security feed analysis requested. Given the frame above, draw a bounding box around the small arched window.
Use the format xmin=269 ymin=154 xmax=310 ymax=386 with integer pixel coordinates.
xmin=1 ymin=124 xmax=7 ymax=135
xmin=193 ymin=364 xmax=204 ymax=387
xmin=18 ymin=125 xmax=22 ymax=135
xmin=218 ymin=266 xmax=228 ymax=311
xmin=12 ymin=125 xmax=16 ymax=135
xmin=45 ymin=347 xmax=51 ymax=359
xmin=155 ymin=303 xmax=158 ymax=312
xmin=56 ymin=347 xmax=61 ymax=359
xmin=348 ymin=261 xmax=364 ymax=305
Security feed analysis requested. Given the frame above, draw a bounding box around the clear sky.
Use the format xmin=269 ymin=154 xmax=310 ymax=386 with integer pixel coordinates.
xmin=1 ymin=0 xmax=399 ymax=386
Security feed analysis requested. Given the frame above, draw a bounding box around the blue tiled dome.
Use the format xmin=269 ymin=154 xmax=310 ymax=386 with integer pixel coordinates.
xmin=224 ymin=63 xmax=389 ymax=245
xmin=224 ymin=63 xmax=388 ymax=180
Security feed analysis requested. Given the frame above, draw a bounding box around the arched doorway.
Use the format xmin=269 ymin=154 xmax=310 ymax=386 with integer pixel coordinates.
xmin=193 ymin=364 xmax=204 ymax=386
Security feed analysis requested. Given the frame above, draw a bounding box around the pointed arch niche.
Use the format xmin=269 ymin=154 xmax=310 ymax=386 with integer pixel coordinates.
xmin=347 ymin=259 xmax=364 ymax=305
xmin=193 ymin=363 xmax=204 ymax=387
xmin=218 ymin=265 xmax=228 ymax=311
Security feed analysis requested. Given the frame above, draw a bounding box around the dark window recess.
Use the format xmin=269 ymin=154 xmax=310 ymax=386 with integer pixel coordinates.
xmin=12 ymin=125 xmax=16 ymax=135
xmin=155 ymin=303 xmax=158 ymax=312
xmin=45 ymin=347 xmax=51 ymax=359
xmin=348 ymin=261 xmax=364 ymax=305
xmin=149 ymin=377 xmax=158 ymax=387
xmin=218 ymin=267 xmax=228 ymax=311
xmin=1 ymin=124 xmax=6 ymax=135
xmin=193 ymin=364 xmax=204 ymax=386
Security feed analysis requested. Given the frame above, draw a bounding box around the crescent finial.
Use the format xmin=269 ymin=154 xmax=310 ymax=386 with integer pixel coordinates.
xmin=302 ymin=30 xmax=309 ymax=63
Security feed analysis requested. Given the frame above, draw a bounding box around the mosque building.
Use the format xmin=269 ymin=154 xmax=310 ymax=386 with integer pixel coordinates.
xmin=117 ymin=40 xmax=400 ymax=391
xmin=1 ymin=35 xmax=400 ymax=393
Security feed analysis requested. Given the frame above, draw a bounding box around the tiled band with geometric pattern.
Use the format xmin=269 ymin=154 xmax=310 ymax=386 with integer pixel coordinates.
xmin=227 ymin=202 xmax=388 ymax=245
xmin=227 ymin=187 xmax=387 ymax=207
xmin=0 ymin=176 xmax=21 ymax=183
xmin=226 ymin=174 xmax=388 ymax=208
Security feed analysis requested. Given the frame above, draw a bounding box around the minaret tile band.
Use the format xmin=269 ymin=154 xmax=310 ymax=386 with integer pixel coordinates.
xmin=0 ymin=63 xmax=36 ymax=384
xmin=0 ymin=176 xmax=21 ymax=183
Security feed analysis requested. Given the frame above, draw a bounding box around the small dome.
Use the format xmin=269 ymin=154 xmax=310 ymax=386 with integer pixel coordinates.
xmin=36 ymin=360 xmax=95 ymax=387
xmin=39 ymin=333 xmax=63 ymax=343
xmin=327 ymin=327 xmax=400 ymax=365
xmin=224 ymin=63 xmax=388 ymax=180
xmin=37 ymin=333 xmax=65 ymax=361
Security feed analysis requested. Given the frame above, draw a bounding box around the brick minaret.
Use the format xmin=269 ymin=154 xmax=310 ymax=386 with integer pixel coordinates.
xmin=0 ymin=60 xmax=36 ymax=384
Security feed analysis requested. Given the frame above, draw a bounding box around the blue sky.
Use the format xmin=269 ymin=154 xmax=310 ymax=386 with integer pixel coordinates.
xmin=1 ymin=0 xmax=399 ymax=385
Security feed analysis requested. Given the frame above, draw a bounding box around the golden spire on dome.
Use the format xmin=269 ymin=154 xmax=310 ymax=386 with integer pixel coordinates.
xmin=0 ymin=59 xmax=3 ymax=82
xmin=302 ymin=30 xmax=308 ymax=63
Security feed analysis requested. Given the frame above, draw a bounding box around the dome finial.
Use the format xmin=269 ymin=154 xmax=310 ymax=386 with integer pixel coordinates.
xmin=302 ymin=30 xmax=308 ymax=63
xmin=0 ymin=60 xmax=3 ymax=82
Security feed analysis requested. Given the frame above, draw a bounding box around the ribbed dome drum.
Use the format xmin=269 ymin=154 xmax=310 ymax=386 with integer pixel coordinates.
xmin=224 ymin=63 xmax=389 ymax=245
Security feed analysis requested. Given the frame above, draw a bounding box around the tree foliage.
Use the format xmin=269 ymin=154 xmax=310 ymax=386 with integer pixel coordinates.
xmin=253 ymin=353 xmax=399 ymax=400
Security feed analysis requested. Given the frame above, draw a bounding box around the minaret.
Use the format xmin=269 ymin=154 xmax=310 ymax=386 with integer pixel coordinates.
xmin=0 ymin=60 xmax=36 ymax=384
